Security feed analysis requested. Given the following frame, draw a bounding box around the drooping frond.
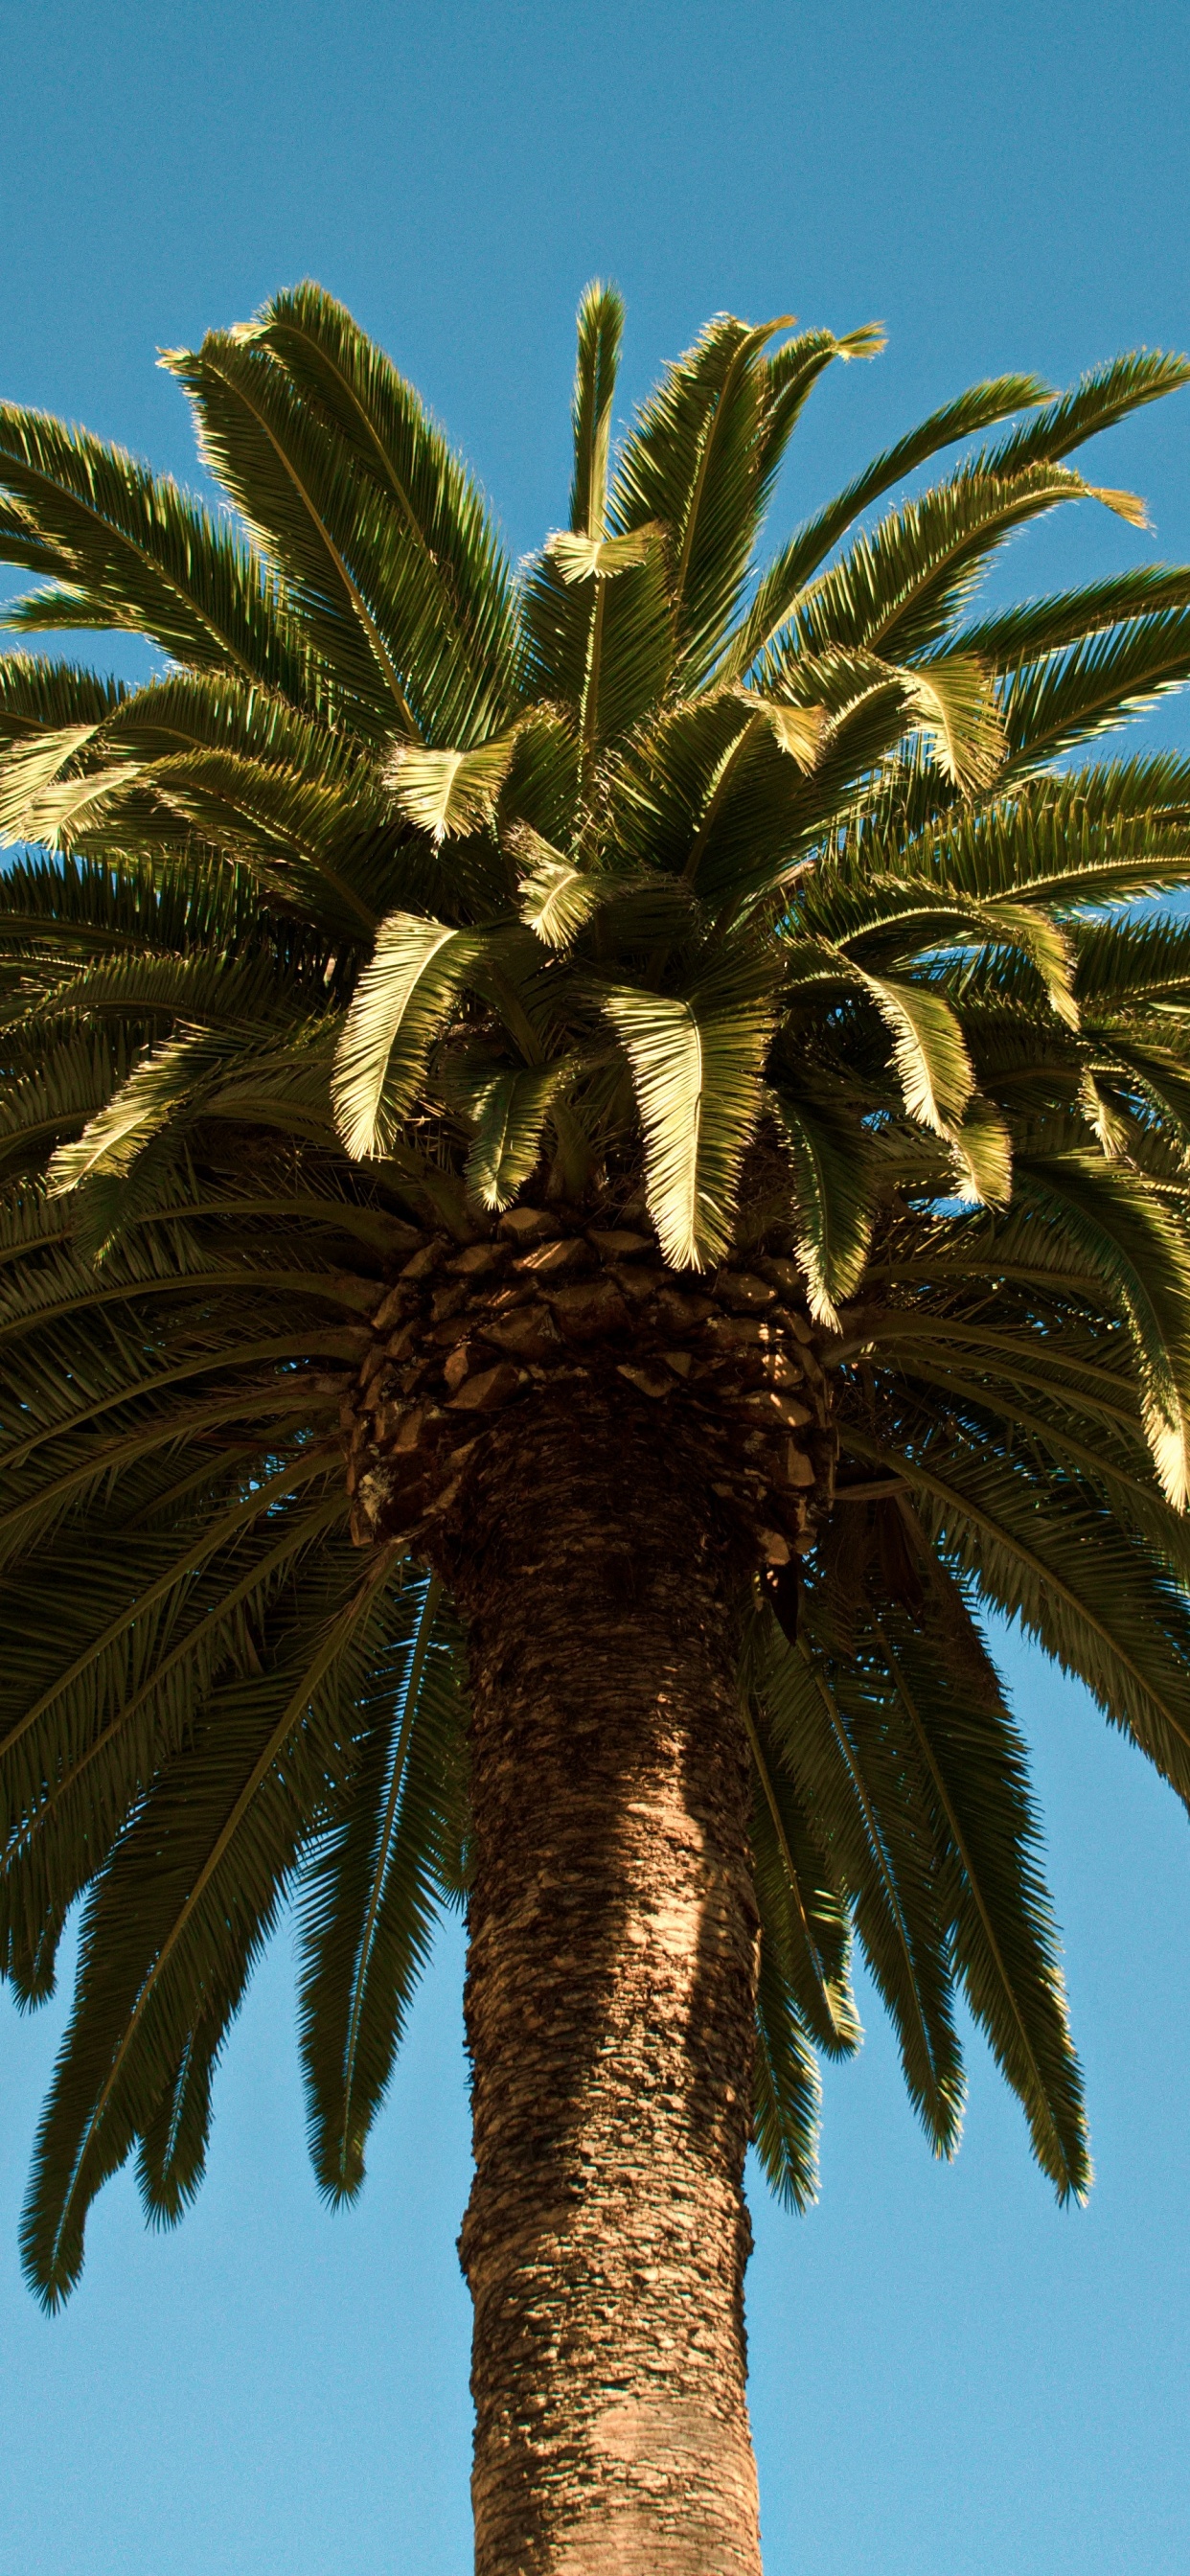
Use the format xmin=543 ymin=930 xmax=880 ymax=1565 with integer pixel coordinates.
xmin=296 ymin=1575 xmax=469 ymax=2202
xmin=870 ymin=1602 xmax=1088 ymax=2198
xmin=21 ymin=1540 xmax=400 ymax=2306
xmin=332 ymin=911 xmax=487 ymax=1159
xmin=746 ymin=1596 xmax=965 ymax=2156
xmin=604 ymin=953 xmax=776 ymax=1268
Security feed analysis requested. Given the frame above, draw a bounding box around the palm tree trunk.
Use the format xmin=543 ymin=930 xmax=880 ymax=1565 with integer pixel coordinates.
xmin=450 ymin=1388 xmax=764 ymax=2576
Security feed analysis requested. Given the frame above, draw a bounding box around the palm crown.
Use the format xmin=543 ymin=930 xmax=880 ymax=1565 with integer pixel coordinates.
xmin=4 ymin=281 xmax=1190 ymax=2312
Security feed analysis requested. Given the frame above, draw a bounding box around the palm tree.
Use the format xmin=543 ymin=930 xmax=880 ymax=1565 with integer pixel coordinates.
xmin=2 ymin=283 xmax=1190 ymax=2572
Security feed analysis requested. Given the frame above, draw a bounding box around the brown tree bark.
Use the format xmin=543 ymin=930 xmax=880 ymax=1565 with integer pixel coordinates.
xmin=447 ymin=1388 xmax=765 ymax=2576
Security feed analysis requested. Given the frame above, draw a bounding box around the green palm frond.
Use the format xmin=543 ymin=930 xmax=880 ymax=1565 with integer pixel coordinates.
xmin=332 ymin=911 xmax=487 ymax=1159
xmin=609 ymin=313 xmax=783 ymax=674
xmin=0 ymin=653 xmax=127 ymax=742
xmin=161 ymin=331 xmax=427 ymax=740
xmin=297 ymin=1574 xmax=469 ymax=2202
xmin=248 ymin=281 xmax=518 ymax=745
xmin=387 ymin=735 xmax=517 ymax=842
xmin=981 ymin=348 xmax=1190 ymax=473
xmin=464 ymin=1063 xmax=567 ymax=1209
xmin=835 ymin=1421 xmax=1190 ymax=1806
xmin=955 ymin=565 xmax=1190 ymax=670
xmin=744 ymin=1689 xmax=859 ymax=2059
xmin=21 ymin=1539 xmax=397 ymax=2307
xmin=751 ymin=1925 xmax=824 ymax=2212
xmin=749 ymin=1598 xmax=965 ymax=2155
xmin=725 ymin=370 xmax=1053 ymax=678
xmin=0 ymin=404 xmax=311 ymax=699
xmin=752 ymin=321 xmax=888 ymax=487
xmin=767 ymin=1088 xmax=876 ymax=1327
xmin=0 ymin=1483 xmax=347 ymax=1995
xmin=1073 ymin=911 xmax=1190 ymax=1008
xmin=892 ymin=763 xmax=1190 ymax=910
xmin=1013 ymin=1154 xmax=1190 ymax=1505
xmin=1000 ymin=610 xmax=1190 ymax=771
xmin=767 ymin=464 xmax=1138 ymax=680
xmin=871 ymin=1603 xmax=1088 ymax=2198
xmin=569 ymin=282 xmax=625 ymax=541
xmin=604 ymin=955 xmax=776 ymax=1267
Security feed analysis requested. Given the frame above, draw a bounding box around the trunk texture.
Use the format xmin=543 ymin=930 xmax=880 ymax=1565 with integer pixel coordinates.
xmin=449 ymin=1390 xmax=763 ymax=2576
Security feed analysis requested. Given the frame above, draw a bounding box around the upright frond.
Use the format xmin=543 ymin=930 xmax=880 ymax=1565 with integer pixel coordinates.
xmin=570 ymin=282 xmax=625 ymax=541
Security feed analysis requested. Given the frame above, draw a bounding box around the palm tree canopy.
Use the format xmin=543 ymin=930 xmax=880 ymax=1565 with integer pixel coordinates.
xmin=3 ymin=282 xmax=1190 ymax=2309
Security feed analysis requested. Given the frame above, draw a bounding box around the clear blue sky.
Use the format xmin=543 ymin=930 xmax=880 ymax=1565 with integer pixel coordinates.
xmin=2 ymin=4 xmax=1190 ymax=2569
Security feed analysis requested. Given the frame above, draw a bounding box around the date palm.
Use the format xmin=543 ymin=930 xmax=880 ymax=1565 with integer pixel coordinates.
xmin=3 ymin=282 xmax=1190 ymax=2573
